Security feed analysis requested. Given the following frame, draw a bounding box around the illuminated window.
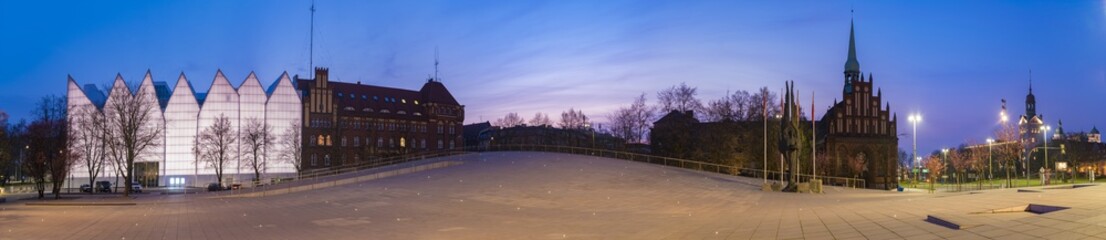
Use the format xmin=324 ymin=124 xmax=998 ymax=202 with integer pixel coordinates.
xmin=401 ymin=99 xmax=407 ymax=104
xmin=317 ymin=135 xmax=324 ymax=146
xmin=414 ymin=100 xmax=419 ymax=105
xmin=400 ymin=137 xmax=406 ymax=148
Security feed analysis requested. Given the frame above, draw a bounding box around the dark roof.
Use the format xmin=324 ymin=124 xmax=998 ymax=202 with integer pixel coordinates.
xmin=463 ymin=121 xmax=493 ymax=139
xmin=153 ymin=81 xmax=172 ymax=110
xmin=82 ymin=84 xmax=107 ymax=108
xmin=653 ymin=110 xmax=698 ymax=125
xmin=419 ymin=80 xmax=459 ymax=105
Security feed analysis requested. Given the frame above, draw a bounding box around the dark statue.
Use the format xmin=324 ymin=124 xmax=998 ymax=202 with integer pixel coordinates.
xmin=778 ymin=81 xmax=803 ymax=192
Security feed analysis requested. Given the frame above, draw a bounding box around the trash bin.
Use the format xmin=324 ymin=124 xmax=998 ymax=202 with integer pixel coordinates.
xmin=897 ymin=186 xmax=904 ymax=192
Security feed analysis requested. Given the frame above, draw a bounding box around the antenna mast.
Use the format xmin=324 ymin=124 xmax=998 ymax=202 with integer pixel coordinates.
xmin=434 ymin=47 xmax=440 ymax=82
xmin=310 ymin=0 xmax=316 ymax=73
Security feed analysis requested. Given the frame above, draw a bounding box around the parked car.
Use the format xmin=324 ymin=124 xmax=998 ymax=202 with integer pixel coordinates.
xmin=79 ymin=184 xmax=92 ymax=193
xmin=207 ymin=183 xmax=225 ymax=192
xmin=131 ymin=183 xmax=143 ymax=193
xmin=95 ymin=181 xmax=112 ymax=193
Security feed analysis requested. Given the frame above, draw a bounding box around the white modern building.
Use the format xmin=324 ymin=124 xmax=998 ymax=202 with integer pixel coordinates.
xmin=66 ymin=70 xmax=302 ymax=188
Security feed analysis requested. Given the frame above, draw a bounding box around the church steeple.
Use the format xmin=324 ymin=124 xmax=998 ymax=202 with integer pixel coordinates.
xmin=844 ymin=19 xmax=860 ymax=74
xmin=1025 ymin=71 xmax=1036 ymax=118
xmin=843 ymin=18 xmax=860 ymax=94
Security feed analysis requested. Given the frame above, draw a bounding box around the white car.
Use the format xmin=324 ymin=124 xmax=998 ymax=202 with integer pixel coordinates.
xmin=131 ymin=184 xmax=143 ymax=193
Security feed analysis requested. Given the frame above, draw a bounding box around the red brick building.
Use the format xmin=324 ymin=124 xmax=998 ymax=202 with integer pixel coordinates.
xmin=297 ymin=68 xmax=464 ymax=170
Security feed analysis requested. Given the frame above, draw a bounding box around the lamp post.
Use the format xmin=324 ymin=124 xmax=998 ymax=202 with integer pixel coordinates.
xmin=909 ymin=114 xmax=922 ymax=187
xmin=941 ymin=148 xmax=949 ymax=186
xmin=1041 ymin=125 xmax=1051 ymax=185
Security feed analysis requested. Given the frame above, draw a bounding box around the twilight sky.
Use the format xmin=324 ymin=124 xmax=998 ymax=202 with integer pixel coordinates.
xmin=2 ymin=0 xmax=1105 ymax=155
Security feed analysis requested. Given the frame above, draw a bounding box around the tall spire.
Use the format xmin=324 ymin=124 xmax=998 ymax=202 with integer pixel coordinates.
xmin=1028 ymin=68 xmax=1033 ymax=94
xmin=309 ymin=0 xmax=315 ymax=74
xmin=844 ymin=18 xmax=860 ymax=74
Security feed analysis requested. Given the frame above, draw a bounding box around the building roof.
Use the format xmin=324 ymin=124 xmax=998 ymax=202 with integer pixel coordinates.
xmin=419 ymin=79 xmax=460 ymax=105
xmin=1092 ymin=126 xmax=1100 ymax=134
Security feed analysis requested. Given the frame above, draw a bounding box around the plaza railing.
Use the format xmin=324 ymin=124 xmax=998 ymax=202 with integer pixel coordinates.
xmin=222 ymin=143 xmax=869 ymax=197
xmin=478 ymin=144 xmax=867 ymax=189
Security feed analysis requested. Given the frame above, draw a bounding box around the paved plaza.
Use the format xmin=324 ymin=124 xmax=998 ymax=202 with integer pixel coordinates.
xmin=1 ymin=151 xmax=1105 ymax=239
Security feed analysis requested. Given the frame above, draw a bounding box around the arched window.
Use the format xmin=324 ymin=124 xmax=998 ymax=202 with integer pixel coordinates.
xmin=324 ymin=155 xmax=331 ymax=166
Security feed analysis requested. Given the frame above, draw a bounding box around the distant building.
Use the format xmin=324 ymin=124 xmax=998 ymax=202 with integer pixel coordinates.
xmin=297 ymin=68 xmax=464 ymax=171
xmin=1019 ymin=82 xmax=1045 ymax=145
xmin=67 ymin=71 xmax=302 ymax=187
xmin=817 ymin=20 xmax=899 ymax=190
xmin=1091 ymin=127 xmax=1101 ymax=143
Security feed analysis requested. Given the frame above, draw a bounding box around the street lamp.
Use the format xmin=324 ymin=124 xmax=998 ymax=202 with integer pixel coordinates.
xmin=941 ymin=148 xmax=949 ymax=185
xmin=908 ymin=114 xmax=922 ymax=187
xmin=1041 ymin=125 xmax=1051 ymax=185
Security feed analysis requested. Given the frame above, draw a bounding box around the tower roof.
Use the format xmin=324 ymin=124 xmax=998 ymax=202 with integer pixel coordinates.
xmin=844 ymin=20 xmax=860 ymax=73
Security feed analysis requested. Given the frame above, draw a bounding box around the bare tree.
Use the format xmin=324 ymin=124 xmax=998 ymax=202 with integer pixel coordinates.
xmin=242 ymin=118 xmax=273 ymax=185
xmin=494 ymin=112 xmax=525 ymax=127
xmin=993 ymin=122 xmax=1022 ymax=186
xmin=0 ymin=110 xmax=9 ymax=186
xmin=948 ymin=148 xmax=969 ymax=191
xmin=657 ymin=82 xmax=703 ymax=117
xmin=25 ymin=96 xmax=72 ymax=199
xmin=279 ymin=120 xmax=303 ymax=174
xmin=102 ymin=83 xmax=163 ymax=197
xmin=528 ymin=112 xmax=552 ymax=127
xmin=196 ymin=114 xmax=235 ymax=188
xmin=925 ymin=154 xmax=945 ymax=192
xmin=704 ymin=90 xmax=751 ymax=122
xmin=71 ymin=106 xmax=108 ymax=193
xmin=558 ymin=108 xmax=589 ymax=130
xmin=608 ymin=93 xmax=654 ymax=143
xmin=745 ymin=87 xmax=780 ymax=121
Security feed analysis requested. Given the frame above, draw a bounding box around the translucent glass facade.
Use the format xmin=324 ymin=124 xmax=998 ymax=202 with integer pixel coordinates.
xmin=265 ymin=73 xmax=302 ymax=174
xmin=164 ymin=74 xmax=199 ymax=187
xmin=67 ymin=71 xmax=302 ymax=187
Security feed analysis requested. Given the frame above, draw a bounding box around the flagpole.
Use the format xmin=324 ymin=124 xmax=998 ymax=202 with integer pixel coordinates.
xmin=812 ymin=91 xmax=816 ymax=182
xmin=763 ymin=91 xmax=767 ymax=183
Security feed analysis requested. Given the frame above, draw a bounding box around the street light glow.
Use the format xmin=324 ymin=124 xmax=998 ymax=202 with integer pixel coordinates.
xmin=986 ymin=138 xmax=994 ymax=144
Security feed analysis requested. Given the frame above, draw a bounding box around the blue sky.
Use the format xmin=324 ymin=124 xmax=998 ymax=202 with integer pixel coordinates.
xmin=2 ymin=0 xmax=1105 ymax=155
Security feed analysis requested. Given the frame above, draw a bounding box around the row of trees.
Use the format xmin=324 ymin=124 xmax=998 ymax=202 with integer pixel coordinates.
xmin=0 ymin=96 xmax=77 ymax=199
xmin=919 ymin=123 xmax=1024 ymax=190
xmin=492 ymin=82 xmax=782 ymax=146
xmin=494 ymin=109 xmax=587 ymax=129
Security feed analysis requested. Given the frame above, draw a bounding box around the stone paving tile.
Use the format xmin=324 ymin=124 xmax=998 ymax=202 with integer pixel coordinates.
xmin=3 ymin=152 xmax=1106 ymax=239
